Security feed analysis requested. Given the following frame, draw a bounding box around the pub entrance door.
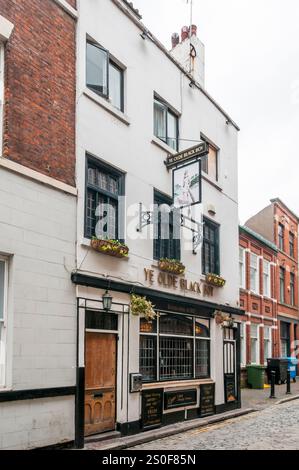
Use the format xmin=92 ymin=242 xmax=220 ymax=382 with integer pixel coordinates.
xmin=84 ymin=332 xmax=117 ymax=436
xmin=223 ymin=327 xmax=237 ymax=403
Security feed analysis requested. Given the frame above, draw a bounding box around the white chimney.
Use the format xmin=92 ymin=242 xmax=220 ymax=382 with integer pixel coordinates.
xmin=170 ymin=25 xmax=205 ymax=88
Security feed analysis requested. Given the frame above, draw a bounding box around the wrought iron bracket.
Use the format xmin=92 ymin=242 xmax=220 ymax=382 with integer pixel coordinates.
xmin=137 ymin=203 xmax=153 ymax=232
xmin=181 ymin=213 xmax=204 ymax=255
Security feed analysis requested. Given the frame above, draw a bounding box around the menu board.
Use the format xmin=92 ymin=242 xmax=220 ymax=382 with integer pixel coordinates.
xmin=200 ymin=383 xmax=215 ymax=417
xmin=224 ymin=374 xmax=237 ymax=403
xmin=142 ymin=389 xmax=163 ymax=430
xmin=164 ymin=389 xmax=197 ymax=410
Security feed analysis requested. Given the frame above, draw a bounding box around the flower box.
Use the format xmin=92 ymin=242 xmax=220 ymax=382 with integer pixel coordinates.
xmin=91 ymin=238 xmax=129 ymax=258
xmin=158 ymin=258 xmax=186 ymax=276
xmin=205 ymin=273 xmax=226 ymax=288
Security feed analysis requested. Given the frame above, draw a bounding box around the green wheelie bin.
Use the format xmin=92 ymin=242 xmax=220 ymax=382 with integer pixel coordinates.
xmin=247 ymin=364 xmax=266 ymax=389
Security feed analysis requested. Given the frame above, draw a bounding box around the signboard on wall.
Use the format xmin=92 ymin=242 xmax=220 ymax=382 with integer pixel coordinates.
xmin=200 ymin=383 xmax=215 ymax=417
xmin=173 ymin=160 xmax=202 ymax=209
xmin=165 ymin=142 xmax=209 ymax=169
xmin=224 ymin=374 xmax=237 ymax=403
xmin=164 ymin=389 xmax=197 ymax=410
xmin=142 ymin=389 xmax=163 ymax=430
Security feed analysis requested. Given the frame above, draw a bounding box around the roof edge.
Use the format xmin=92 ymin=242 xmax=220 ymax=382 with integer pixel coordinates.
xmin=270 ymin=198 xmax=299 ymax=223
xmin=240 ymin=225 xmax=278 ymax=252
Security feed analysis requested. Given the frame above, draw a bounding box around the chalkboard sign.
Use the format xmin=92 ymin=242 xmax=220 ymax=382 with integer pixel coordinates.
xmin=142 ymin=389 xmax=163 ymax=430
xmin=164 ymin=389 xmax=197 ymax=410
xmin=224 ymin=374 xmax=237 ymax=403
xmin=200 ymin=383 xmax=215 ymax=417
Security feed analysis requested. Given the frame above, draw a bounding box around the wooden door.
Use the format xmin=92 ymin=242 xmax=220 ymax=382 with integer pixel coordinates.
xmin=85 ymin=332 xmax=116 ymax=436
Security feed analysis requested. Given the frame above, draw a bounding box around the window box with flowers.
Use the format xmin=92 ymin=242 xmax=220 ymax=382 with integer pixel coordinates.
xmin=205 ymin=273 xmax=226 ymax=288
xmin=91 ymin=238 xmax=129 ymax=258
xmin=158 ymin=258 xmax=186 ymax=276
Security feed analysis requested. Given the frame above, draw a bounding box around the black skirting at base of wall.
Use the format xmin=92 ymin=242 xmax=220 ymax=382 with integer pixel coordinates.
xmin=118 ymin=401 xmax=241 ymax=437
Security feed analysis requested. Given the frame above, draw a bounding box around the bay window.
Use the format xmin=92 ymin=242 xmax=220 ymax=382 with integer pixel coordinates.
xmin=86 ymin=40 xmax=124 ymax=111
xmin=140 ymin=314 xmax=210 ymax=383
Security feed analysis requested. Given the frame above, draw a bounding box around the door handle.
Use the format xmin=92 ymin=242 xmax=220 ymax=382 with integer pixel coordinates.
xmin=94 ymin=392 xmax=103 ymax=398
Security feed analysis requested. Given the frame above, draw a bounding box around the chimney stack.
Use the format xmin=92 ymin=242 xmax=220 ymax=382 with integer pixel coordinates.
xmin=171 ymin=32 xmax=180 ymax=49
xmin=181 ymin=26 xmax=189 ymax=42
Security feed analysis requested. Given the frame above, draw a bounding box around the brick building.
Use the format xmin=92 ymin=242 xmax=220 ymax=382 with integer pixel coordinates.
xmin=246 ymin=199 xmax=299 ymax=360
xmin=239 ymin=225 xmax=278 ymax=384
xmin=0 ymin=0 xmax=78 ymax=450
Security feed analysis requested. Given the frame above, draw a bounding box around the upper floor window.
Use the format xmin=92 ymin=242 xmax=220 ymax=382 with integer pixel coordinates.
xmin=153 ymin=191 xmax=180 ymax=261
xmin=290 ymin=272 xmax=295 ymax=306
xmin=0 ymin=45 xmax=4 ymax=151
xmin=250 ymin=253 xmax=259 ymax=294
xmin=154 ymin=98 xmax=178 ymax=151
xmin=239 ymin=247 xmax=246 ymax=289
xmin=0 ymin=257 xmax=8 ymax=387
xmin=200 ymin=135 xmax=219 ymax=181
xmin=263 ymin=260 xmax=271 ymax=298
xmin=85 ymin=157 xmax=124 ymax=240
xmin=86 ymin=40 xmax=124 ymax=111
xmin=278 ymin=223 xmax=285 ymax=251
xmin=289 ymin=232 xmax=295 ymax=258
xmin=279 ymin=267 xmax=285 ymax=303
xmin=202 ymin=218 xmax=220 ymax=275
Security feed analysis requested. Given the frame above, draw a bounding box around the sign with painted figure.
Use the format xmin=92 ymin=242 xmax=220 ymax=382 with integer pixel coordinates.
xmin=173 ymin=160 xmax=202 ymax=209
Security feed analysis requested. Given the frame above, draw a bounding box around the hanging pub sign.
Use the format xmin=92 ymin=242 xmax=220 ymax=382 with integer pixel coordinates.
xmin=173 ymin=160 xmax=202 ymax=209
xmin=165 ymin=142 xmax=209 ymax=169
xmin=142 ymin=389 xmax=163 ymax=430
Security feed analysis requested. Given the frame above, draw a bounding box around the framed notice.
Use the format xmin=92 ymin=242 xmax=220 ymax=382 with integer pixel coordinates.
xmin=224 ymin=374 xmax=237 ymax=403
xmin=173 ymin=160 xmax=202 ymax=209
xmin=200 ymin=383 xmax=215 ymax=417
xmin=142 ymin=389 xmax=163 ymax=430
xmin=164 ymin=389 xmax=197 ymax=410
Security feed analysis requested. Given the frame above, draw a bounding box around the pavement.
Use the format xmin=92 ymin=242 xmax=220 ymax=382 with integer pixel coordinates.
xmin=132 ymin=399 xmax=299 ymax=450
xmin=84 ymin=380 xmax=299 ymax=451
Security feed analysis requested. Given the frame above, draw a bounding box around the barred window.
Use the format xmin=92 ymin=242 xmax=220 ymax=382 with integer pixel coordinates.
xmin=140 ymin=313 xmax=210 ymax=383
xmin=85 ymin=156 xmax=124 ymax=239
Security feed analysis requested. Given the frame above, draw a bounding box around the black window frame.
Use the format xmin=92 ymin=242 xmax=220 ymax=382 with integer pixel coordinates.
xmin=202 ymin=217 xmax=220 ymax=275
xmin=153 ymin=97 xmax=179 ymax=151
xmin=84 ymin=155 xmax=125 ymax=241
xmin=278 ymin=223 xmax=285 ymax=251
xmin=86 ymin=39 xmax=124 ymax=112
xmin=153 ymin=190 xmax=181 ymax=262
xmin=139 ymin=313 xmax=211 ymax=383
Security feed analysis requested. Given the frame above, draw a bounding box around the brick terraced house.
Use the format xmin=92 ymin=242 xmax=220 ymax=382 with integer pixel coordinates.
xmin=0 ymin=0 xmax=78 ymax=450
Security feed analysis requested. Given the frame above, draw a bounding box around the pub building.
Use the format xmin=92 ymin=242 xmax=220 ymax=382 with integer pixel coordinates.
xmin=72 ymin=0 xmax=241 ymax=447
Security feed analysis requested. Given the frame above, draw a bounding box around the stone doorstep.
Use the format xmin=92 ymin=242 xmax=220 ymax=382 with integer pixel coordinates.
xmin=85 ymin=408 xmax=256 ymax=451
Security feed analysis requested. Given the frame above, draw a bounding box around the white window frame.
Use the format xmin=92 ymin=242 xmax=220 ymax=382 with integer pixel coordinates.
xmin=240 ymin=322 xmax=247 ymax=366
xmin=263 ymin=260 xmax=271 ymax=298
xmin=250 ymin=253 xmax=259 ymax=294
xmin=0 ymin=256 xmax=8 ymax=387
xmin=0 ymin=43 xmax=4 ymax=153
xmin=239 ymin=247 xmax=246 ymax=289
xmin=263 ymin=326 xmax=272 ymax=365
xmin=250 ymin=324 xmax=260 ymax=364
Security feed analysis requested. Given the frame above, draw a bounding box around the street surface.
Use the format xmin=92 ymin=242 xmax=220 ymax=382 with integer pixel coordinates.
xmin=132 ymin=400 xmax=299 ymax=450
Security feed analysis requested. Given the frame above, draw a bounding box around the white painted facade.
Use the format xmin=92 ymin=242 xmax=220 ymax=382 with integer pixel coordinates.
xmin=0 ymin=169 xmax=77 ymax=449
xmin=75 ymin=0 xmax=240 ymax=437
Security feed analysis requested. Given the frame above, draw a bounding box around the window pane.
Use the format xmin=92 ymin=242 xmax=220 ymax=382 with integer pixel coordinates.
xmin=195 ymin=339 xmax=209 ymax=378
xmin=109 ymin=62 xmax=122 ymax=111
xmin=208 ymin=145 xmax=218 ymax=180
xmin=0 ymin=261 xmax=4 ymax=320
xmin=159 ymin=337 xmax=193 ymax=380
xmin=86 ymin=190 xmax=97 ymax=238
xmin=195 ymin=319 xmax=210 ymax=337
xmin=86 ymin=42 xmax=108 ymax=96
xmin=159 ymin=314 xmax=193 ymax=336
xmin=201 ymin=154 xmax=208 ymax=174
xmin=154 ymin=101 xmax=167 ymax=142
xmin=140 ymin=318 xmax=157 ymax=334
xmin=86 ymin=310 xmax=118 ymax=331
xmin=167 ymin=112 xmax=178 ymax=150
xmin=140 ymin=336 xmax=157 ymax=382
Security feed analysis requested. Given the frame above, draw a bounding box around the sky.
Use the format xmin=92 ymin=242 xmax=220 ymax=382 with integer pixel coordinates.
xmin=132 ymin=0 xmax=299 ymax=223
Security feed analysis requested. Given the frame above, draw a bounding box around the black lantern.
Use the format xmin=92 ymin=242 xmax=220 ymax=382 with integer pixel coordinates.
xmin=102 ymin=290 xmax=113 ymax=312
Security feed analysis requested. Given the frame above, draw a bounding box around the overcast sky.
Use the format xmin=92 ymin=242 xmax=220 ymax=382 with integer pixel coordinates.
xmin=132 ymin=0 xmax=299 ymax=223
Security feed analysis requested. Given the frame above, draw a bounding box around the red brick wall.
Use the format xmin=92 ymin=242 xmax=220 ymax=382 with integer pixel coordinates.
xmin=1 ymin=0 xmax=76 ymax=186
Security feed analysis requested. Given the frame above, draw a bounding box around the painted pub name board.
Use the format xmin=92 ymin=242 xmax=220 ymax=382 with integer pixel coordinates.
xmin=144 ymin=268 xmax=214 ymax=298
xmin=165 ymin=142 xmax=209 ymax=169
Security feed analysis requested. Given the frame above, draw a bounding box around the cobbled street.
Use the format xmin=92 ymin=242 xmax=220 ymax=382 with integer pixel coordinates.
xmin=132 ymin=400 xmax=299 ymax=450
